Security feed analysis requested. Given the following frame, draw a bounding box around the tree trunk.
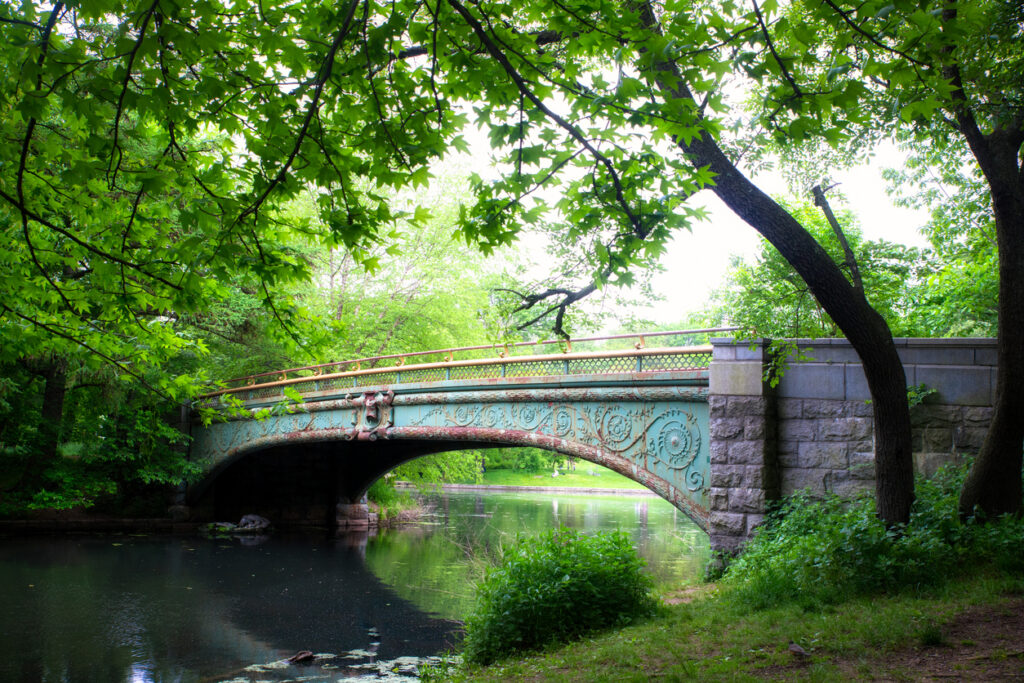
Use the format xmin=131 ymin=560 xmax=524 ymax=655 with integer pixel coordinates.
xmin=959 ymin=142 xmax=1024 ymax=518
xmin=37 ymin=359 xmax=67 ymax=464
xmin=636 ymin=3 xmax=916 ymax=525
xmin=681 ymin=132 xmax=915 ymax=524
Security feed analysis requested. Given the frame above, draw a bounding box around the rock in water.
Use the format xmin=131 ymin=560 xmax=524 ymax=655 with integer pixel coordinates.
xmin=237 ymin=514 xmax=271 ymax=531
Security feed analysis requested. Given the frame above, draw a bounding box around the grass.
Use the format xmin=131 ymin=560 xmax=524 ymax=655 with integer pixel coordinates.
xmin=476 ymin=461 xmax=647 ymax=490
xmin=428 ymin=572 xmax=1024 ymax=681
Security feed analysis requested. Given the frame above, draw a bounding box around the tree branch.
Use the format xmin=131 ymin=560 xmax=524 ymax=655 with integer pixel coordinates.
xmin=812 ymin=182 xmax=864 ymax=294
xmin=234 ymin=0 xmax=361 ymax=226
xmin=446 ymin=0 xmax=647 ymax=238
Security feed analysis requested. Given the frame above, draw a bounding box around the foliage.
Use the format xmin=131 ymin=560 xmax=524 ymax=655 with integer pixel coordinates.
xmin=391 ymin=451 xmax=483 ymax=492
xmin=706 ymin=198 xmax=930 ymax=338
xmin=0 ymin=382 xmax=197 ymax=516
xmin=3 ymin=0 xmax=1019 ymax=519
xmin=722 ymin=465 xmax=1024 ymax=610
xmin=906 ymin=383 xmax=937 ymax=409
xmin=462 ymin=528 xmax=656 ymax=665
xmin=884 ymin=138 xmax=999 ymax=337
xmin=740 ymin=0 xmax=1023 ymax=515
xmin=437 ymin=573 xmax=1024 ymax=681
xmin=365 ymin=476 xmax=418 ymax=521
xmin=483 ymin=447 xmax=562 ymax=472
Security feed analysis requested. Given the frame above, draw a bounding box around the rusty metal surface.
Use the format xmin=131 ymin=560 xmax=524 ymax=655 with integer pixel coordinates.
xmin=213 ymin=327 xmax=737 ymax=389
xmin=190 ymin=372 xmax=712 ymax=529
xmin=204 ymin=346 xmax=713 ymax=399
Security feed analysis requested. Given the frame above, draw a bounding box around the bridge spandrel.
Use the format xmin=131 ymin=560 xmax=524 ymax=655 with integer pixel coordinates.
xmin=398 ymin=398 xmax=708 ymax=508
xmin=190 ymin=387 xmax=709 ymax=529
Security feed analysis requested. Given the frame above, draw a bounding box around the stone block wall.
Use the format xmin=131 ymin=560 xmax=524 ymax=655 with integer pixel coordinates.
xmin=707 ymin=337 xmax=997 ymax=552
xmin=707 ymin=340 xmax=779 ymax=553
xmin=775 ymin=338 xmax=995 ymax=499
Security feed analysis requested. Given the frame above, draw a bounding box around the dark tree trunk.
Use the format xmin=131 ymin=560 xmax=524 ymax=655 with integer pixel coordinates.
xmin=636 ymin=5 xmax=917 ymax=523
xmin=37 ymin=359 xmax=67 ymax=464
xmin=958 ymin=133 xmax=1024 ymax=518
xmin=681 ymin=132 xmax=915 ymax=524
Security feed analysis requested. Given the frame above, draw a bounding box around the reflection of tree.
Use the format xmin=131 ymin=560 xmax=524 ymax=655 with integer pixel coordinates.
xmin=364 ymin=492 xmax=711 ymax=619
xmin=0 ymin=535 xmax=458 ymax=682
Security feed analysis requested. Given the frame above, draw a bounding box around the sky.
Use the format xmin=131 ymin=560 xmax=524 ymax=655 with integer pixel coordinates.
xmin=635 ymin=145 xmax=933 ymax=323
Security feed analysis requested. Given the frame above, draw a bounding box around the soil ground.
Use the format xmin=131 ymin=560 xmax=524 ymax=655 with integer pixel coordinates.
xmin=833 ymin=598 xmax=1024 ymax=681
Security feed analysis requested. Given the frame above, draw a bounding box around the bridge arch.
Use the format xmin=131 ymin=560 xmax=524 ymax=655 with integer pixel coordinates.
xmin=190 ymin=427 xmax=708 ymax=530
xmin=188 ymin=334 xmax=714 ymax=530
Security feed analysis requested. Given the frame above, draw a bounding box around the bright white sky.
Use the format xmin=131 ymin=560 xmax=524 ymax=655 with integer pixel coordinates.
xmin=641 ymin=146 xmax=932 ymax=322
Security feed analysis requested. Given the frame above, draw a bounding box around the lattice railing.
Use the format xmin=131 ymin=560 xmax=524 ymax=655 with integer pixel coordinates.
xmin=202 ymin=328 xmax=732 ymax=402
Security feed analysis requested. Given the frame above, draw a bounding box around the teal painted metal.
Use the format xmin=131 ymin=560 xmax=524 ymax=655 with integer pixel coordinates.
xmin=191 ymin=368 xmax=712 ymax=529
xmin=191 ymin=338 xmax=719 ymax=527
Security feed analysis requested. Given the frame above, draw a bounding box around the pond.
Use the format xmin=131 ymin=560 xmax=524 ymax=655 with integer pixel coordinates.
xmin=0 ymin=490 xmax=709 ymax=682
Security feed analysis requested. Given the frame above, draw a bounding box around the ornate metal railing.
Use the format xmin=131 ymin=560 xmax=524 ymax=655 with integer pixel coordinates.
xmin=202 ymin=328 xmax=736 ymax=402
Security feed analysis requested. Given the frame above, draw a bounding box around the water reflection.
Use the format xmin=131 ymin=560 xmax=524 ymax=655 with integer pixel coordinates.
xmin=365 ymin=490 xmax=709 ymax=620
xmin=0 ymin=491 xmax=707 ymax=682
xmin=0 ymin=534 xmax=455 ymax=682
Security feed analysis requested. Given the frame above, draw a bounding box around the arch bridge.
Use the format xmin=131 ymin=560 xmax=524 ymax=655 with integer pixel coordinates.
xmin=187 ymin=330 xmax=721 ymax=530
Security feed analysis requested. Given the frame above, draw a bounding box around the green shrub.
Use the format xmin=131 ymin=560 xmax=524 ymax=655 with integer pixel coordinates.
xmin=462 ymin=528 xmax=656 ymax=665
xmin=366 ymin=477 xmax=413 ymax=518
xmin=722 ymin=463 xmax=1023 ymax=610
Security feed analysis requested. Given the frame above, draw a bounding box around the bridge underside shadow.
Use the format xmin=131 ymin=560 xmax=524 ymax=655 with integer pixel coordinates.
xmin=189 ymin=434 xmax=706 ymax=530
xmin=189 ymin=439 xmax=488 ymax=526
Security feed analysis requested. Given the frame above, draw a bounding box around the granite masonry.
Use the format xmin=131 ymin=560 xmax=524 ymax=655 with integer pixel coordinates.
xmin=707 ymin=337 xmax=997 ymax=553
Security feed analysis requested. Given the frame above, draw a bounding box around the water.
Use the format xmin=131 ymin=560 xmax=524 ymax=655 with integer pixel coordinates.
xmin=0 ymin=490 xmax=708 ymax=682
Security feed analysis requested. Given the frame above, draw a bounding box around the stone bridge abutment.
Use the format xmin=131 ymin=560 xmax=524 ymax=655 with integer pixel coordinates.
xmin=707 ymin=337 xmax=997 ymax=552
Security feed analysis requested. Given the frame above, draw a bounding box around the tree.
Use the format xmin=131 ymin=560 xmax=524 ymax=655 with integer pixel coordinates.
xmin=707 ymin=198 xmax=931 ymax=338
xmin=737 ymin=1 xmax=1022 ymax=517
xmin=885 ymin=139 xmax=999 ymax=337
xmin=17 ymin=0 xmax=1017 ymax=524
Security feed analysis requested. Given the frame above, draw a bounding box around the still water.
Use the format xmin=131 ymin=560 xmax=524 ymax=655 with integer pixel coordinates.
xmin=0 ymin=490 xmax=708 ymax=682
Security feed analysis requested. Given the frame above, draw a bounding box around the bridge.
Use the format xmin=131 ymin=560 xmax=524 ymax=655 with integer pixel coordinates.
xmin=186 ymin=330 xmax=720 ymax=531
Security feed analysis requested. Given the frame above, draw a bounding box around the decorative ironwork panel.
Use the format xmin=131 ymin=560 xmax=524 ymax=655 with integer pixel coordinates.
xmin=401 ymin=398 xmax=710 ymax=513
xmin=248 ymin=386 xmax=282 ymax=400
xmin=315 ymin=376 xmax=354 ymax=392
xmin=449 ymin=365 xmax=503 ymax=380
xmin=641 ymin=352 xmax=711 ymax=372
xmin=355 ymin=372 xmax=398 ymax=387
xmin=568 ymin=356 xmax=636 ymax=374
xmin=503 ymin=360 xmax=566 ymax=378
xmin=398 ymin=367 xmax=447 ymax=383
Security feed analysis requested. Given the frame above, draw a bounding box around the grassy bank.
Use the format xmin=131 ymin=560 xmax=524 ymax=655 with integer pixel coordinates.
xmin=428 ymin=466 xmax=1024 ymax=681
xmin=475 ymin=461 xmax=647 ymax=490
xmin=432 ymin=572 xmax=1024 ymax=681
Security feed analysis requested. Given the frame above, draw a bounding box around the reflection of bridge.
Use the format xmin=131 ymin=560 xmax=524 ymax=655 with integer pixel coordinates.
xmin=187 ymin=331 xmax=718 ymax=530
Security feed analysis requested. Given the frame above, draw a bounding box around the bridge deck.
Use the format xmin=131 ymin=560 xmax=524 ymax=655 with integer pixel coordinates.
xmin=203 ymin=345 xmax=713 ymax=405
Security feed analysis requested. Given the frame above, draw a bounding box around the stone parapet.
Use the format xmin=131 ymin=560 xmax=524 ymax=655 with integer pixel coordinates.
xmin=706 ymin=337 xmax=996 ymax=553
xmin=708 ymin=339 xmax=777 ymax=553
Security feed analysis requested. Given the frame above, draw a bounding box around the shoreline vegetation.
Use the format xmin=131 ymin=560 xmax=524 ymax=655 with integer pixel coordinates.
xmin=470 ymin=461 xmax=648 ymax=490
xmin=429 ymin=573 xmax=1024 ymax=682
xmin=427 ymin=466 xmax=1024 ymax=681
xmin=0 ymin=462 xmax=648 ymax=533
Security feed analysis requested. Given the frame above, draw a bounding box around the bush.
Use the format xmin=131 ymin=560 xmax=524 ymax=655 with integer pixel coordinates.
xmin=366 ymin=477 xmax=414 ymax=518
xmin=722 ymin=463 xmax=1024 ymax=610
xmin=462 ymin=528 xmax=656 ymax=665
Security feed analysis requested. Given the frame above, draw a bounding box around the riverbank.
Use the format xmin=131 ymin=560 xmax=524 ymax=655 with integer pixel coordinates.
xmin=396 ymin=482 xmax=656 ymax=496
xmin=452 ymin=460 xmax=649 ymax=491
xmin=432 ymin=572 xmax=1024 ymax=681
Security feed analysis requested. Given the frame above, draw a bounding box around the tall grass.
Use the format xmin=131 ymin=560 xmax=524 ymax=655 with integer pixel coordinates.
xmin=722 ymin=464 xmax=1024 ymax=610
